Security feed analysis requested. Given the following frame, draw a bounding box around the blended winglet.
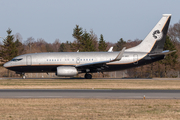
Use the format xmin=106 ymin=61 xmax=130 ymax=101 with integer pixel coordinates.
xmin=111 ymin=47 xmax=126 ymax=62
xmin=108 ymin=47 xmax=113 ymax=52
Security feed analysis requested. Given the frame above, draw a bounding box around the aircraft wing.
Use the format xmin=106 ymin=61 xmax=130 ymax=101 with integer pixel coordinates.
xmin=149 ymin=50 xmax=176 ymax=57
xmin=75 ymin=47 xmax=126 ymax=72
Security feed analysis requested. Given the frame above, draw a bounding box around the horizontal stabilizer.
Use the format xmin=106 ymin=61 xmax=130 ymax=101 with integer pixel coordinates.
xmin=149 ymin=50 xmax=176 ymax=57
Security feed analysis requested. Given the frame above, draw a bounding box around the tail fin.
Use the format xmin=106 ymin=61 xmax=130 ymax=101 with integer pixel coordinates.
xmin=126 ymin=14 xmax=171 ymax=53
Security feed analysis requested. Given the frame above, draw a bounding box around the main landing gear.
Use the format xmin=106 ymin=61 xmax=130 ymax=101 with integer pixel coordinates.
xmin=84 ymin=73 xmax=92 ymax=79
xmin=22 ymin=75 xmax=26 ymax=79
xmin=21 ymin=73 xmax=26 ymax=79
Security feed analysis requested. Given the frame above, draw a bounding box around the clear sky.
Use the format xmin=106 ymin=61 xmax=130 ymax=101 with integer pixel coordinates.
xmin=0 ymin=0 xmax=180 ymax=44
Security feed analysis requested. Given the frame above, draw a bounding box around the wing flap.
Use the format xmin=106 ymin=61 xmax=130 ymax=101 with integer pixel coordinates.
xmin=75 ymin=60 xmax=110 ymax=68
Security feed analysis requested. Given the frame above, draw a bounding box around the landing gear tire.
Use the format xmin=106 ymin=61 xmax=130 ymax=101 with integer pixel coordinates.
xmin=21 ymin=73 xmax=26 ymax=79
xmin=85 ymin=73 xmax=92 ymax=79
xmin=22 ymin=75 xmax=26 ymax=79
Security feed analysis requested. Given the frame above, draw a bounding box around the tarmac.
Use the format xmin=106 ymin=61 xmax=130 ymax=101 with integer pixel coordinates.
xmin=0 ymin=89 xmax=180 ymax=99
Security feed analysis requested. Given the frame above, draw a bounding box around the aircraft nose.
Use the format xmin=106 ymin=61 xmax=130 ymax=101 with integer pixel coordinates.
xmin=3 ymin=62 xmax=8 ymax=68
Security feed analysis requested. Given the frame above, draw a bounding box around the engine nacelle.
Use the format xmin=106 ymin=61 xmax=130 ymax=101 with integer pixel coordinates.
xmin=56 ymin=66 xmax=78 ymax=77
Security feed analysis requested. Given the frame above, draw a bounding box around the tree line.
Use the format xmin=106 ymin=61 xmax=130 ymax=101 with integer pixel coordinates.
xmin=0 ymin=22 xmax=179 ymax=78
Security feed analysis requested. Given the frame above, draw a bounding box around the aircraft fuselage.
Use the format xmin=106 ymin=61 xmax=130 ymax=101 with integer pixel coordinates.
xmin=4 ymin=51 xmax=164 ymax=73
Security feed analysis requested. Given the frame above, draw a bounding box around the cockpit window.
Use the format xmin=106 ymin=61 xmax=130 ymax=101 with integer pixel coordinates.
xmin=11 ymin=58 xmax=23 ymax=61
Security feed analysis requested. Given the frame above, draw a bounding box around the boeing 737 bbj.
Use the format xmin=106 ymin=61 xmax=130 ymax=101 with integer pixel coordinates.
xmin=3 ymin=14 xmax=175 ymax=79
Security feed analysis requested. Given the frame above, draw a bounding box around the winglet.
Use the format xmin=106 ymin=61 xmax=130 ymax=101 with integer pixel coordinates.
xmin=108 ymin=47 xmax=113 ymax=52
xmin=111 ymin=47 xmax=126 ymax=62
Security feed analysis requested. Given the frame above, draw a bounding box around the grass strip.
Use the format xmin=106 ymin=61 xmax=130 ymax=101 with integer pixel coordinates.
xmin=0 ymin=78 xmax=180 ymax=89
xmin=0 ymin=99 xmax=180 ymax=120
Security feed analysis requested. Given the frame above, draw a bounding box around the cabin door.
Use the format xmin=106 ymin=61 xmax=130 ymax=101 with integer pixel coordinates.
xmin=133 ymin=54 xmax=138 ymax=64
xmin=26 ymin=55 xmax=32 ymax=65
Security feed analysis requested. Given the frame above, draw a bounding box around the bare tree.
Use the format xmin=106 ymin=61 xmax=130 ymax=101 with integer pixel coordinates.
xmin=34 ymin=38 xmax=47 ymax=52
xmin=52 ymin=39 xmax=61 ymax=52
xmin=168 ymin=20 xmax=180 ymax=43
xmin=24 ymin=37 xmax=35 ymax=53
xmin=14 ymin=33 xmax=23 ymax=43
xmin=90 ymin=30 xmax=98 ymax=51
xmin=0 ymin=41 xmax=2 ymax=50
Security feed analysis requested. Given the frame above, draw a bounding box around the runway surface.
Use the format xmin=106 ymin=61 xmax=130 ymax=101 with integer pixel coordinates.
xmin=0 ymin=89 xmax=180 ymax=99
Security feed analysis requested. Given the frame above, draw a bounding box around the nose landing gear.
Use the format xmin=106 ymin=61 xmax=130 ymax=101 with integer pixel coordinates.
xmin=84 ymin=73 xmax=92 ymax=79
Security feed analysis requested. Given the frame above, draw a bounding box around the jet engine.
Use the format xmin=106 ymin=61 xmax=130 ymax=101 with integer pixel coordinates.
xmin=56 ymin=66 xmax=78 ymax=77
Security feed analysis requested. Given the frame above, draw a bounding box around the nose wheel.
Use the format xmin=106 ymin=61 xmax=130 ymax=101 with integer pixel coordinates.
xmin=85 ymin=73 xmax=92 ymax=79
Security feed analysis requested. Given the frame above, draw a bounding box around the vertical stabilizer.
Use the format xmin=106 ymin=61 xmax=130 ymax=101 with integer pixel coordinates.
xmin=126 ymin=14 xmax=171 ymax=53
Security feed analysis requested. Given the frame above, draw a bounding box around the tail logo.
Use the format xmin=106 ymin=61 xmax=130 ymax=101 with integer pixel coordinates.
xmin=153 ymin=30 xmax=163 ymax=41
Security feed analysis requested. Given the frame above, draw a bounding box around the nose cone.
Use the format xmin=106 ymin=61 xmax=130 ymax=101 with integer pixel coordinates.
xmin=3 ymin=63 xmax=7 ymax=68
xmin=3 ymin=62 xmax=9 ymax=68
